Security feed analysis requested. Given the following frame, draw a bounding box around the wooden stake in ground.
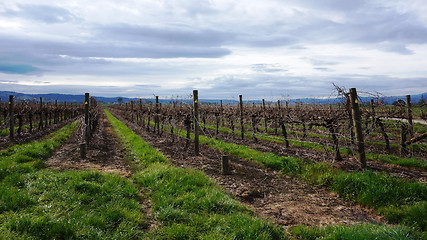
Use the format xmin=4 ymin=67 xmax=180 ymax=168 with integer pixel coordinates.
xmin=406 ymin=95 xmax=414 ymax=138
xmin=85 ymin=93 xmax=90 ymax=145
xmin=400 ymin=124 xmax=408 ymax=156
xmin=9 ymin=95 xmax=14 ymax=141
xmin=262 ymin=99 xmax=267 ymax=132
xmin=80 ymin=143 xmax=87 ymax=159
xmin=239 ymin=95 xmax=244 ymax=140
xmin=221 ymin=155 xmax=231 ymax=175
xmin=193 ymin=90 xmax=199 ymax=156
xmin=349 ymin=88 xmax=366 ymax=169
xmin=39 ymin=97 xmax=43 ymax=129
xmin=155 ymin=96 xmax=160 ymax=134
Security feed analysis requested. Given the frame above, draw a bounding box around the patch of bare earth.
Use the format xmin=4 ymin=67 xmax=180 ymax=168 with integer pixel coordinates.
xmin=46 ymin=113 xmax=131 ymax=177
xmin=109 ymin=109 xmax=384 ymax=230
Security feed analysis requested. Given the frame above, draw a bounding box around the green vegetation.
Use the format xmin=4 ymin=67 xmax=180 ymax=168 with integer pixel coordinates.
xmin=0 ymin=124 xmax=30 ymax=136
xmin=0 ymin=171 xmax=146 ymax=239
xmin=0 ymin=122 xmax=78 ymax=180
xmin=106 ymin=110 xmax=287 ymax=239
xmin=289 ymin=224 xmax=424 ymax=240
xmin=156 ymin=119 xmax=427 ymax=233
xmin=201 ymin=122 xmax=427 ymax=170
xmin=0 ymin=121 xmax=148 ymax=239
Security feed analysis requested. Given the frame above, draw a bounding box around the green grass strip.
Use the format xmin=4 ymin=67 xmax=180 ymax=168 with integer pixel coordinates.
xmin=0 ymin=124 xmax=30 ymax=136
xmin=289 ymin=224 xmax=425 ymax=240
xmin=0 ymin=121 xmax=79 ymax=180
xmin=105 ymin=110 xmax=287 ymax=239
xmin=0 ymin=171 xmax=146 ymax=239
xmin=201 ymin=122 xmax=427 ymax=170
xmin=0 ymin=120 xmax=153 ymax=239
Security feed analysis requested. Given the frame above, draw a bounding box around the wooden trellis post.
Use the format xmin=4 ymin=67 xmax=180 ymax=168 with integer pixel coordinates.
xmin=193 ymin=90 xmax=199 ymax=156
xmin=349 ymin=88 xmax=366 ymax=169
xmin=85 ymin=93 xmax=90 ymax=145
xmin=222 ymin=155 xmax=231 ymax=175
xmin=155 ymin=96 xmax=160 ymax=134
xmin=9 ymin=95 xmax=14 ymax=141
xmin=406 ymin=95 xmax=414 ymax=138
xmin=39 ymin=97 xmax=43 ymax=129
xmin=262 ymin=99 xmax=267 ymax=132
xmin=239 ymin=95 xmax=244 ymax=140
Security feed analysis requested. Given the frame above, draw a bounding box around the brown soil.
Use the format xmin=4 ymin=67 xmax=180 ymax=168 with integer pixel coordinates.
xmin=46 ymin=113 xmax=131 ymax=177
xmin=108 ymin=108 xmax=384 ymax=229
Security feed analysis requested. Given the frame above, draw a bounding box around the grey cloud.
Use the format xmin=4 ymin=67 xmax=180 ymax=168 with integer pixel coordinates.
xmin=0 ymin=79 xmax=17 ymax=83
xmin=0 ymin=35 xmax=231 ymax=61
xmin=0 ymin=82 xmax=163 ymax=98
xmin=96 ymin=24 xmax=232 ymax=47
xmin=3 ymin=4 xmax=78 ymax=23
xmin=309 ymin=58 xmax=339 ymax=66
xmin=251 ymin=64 xmax=287 ymax=73
xmin=295 ymin=0 xmax=369 ymax=11
xmin=378 ymin=42 xmax=414 ymax=55
xmin=179 ymin=73 xmax=427 ymax=99
xmin=275 ymin=3 xmax=427 ymax=54
xmin=314 ymin=67 xmax=331 ymax=71
xmin=233 ymin=35 xmax=298 ymax=48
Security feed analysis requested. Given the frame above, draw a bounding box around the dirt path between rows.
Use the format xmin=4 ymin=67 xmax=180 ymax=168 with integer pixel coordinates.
xmin=109 ymin=108 xmax=383 ymax=229
xmin=46 ymin=113 xmax=131 ymax=177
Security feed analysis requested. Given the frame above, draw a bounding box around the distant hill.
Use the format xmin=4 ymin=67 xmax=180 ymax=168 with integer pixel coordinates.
xmin=0 ymin=91 xmax=134 ymax=103
xmin=0 ymin=91 xmax=426 ymax=105
xmin=287 ymin=92 xmax=427 ymax=105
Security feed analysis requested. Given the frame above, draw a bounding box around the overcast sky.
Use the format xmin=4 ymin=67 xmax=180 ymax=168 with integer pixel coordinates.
xmin=1 ymin=0 xmax=427 ymax=99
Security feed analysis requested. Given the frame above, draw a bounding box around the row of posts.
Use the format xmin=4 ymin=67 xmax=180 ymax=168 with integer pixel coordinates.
xmin=7 ymin=95 xmax=71 ymax=141
xmin=190 ymin=88 xmax=415 ymax=170
xmin=191 ymin=89 xmax=367 ymax=170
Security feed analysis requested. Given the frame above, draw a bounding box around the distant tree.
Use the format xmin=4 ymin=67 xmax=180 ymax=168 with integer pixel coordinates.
xmin=117 ymin=97 xmax=123 ymax=104
xmin=392 ymin=99 xmax=406 ymax=106
xmin=418 ymin=95 xmax=425 ymax=106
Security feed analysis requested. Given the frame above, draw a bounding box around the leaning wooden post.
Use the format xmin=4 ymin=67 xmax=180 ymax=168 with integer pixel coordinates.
xmin=54 ymin=100 xmax=58 ymax=124
xmin=39 ymin=97 xmax=43 ymax=129
xmin=349 ymin=88 xmax=367 ymax=169
xmin=406 ymin=95 xmax=414 ymax=138
xmin=193 ymin=90 xmax=200 ymax=156
xmin=80 ymin=143 xmax=87 ymax=159
xmin=262 ymin=99 xmax=267 ymax=132
xmin=220 ymin=100 xmax=224 ymax=126
xmin=139 ymin=99 xmax=143 ymax=125
xmin=63 ymin=101 xmax=67 ymax=120
xmin=370 ymin=99 xmax=376 ymax=128
xmin=84 ymin=93 xmax=90 ymax=145
xmin=9 ymin=95 xmax=14 ymax=141
xmin=221 ymin=155 xmax=231 ymax=175
xmin=155 ymin=96 xmax=160 ymax=134
xmin=400 ymin=124 xmax=408 ymax=156
xmin=239 ymin=95 xmax=244 ymax=140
